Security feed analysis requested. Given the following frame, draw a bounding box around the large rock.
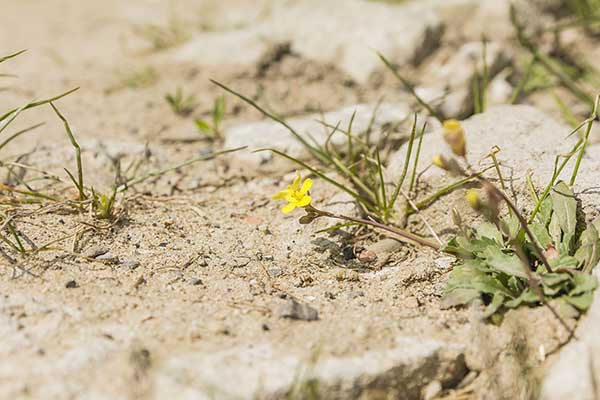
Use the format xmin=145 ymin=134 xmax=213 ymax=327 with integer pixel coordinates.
xmin=174 ymin=0 xmax=443 ymax=82
xmin=224 ymin=102 xmax=411 ymax=174
xmin=540 ymin=268 xmax=600 ymax=400
xmin=387 ymin=105 xmax=600 ymax=231
xmin=154 ymin=337 xmax=466 ymax=399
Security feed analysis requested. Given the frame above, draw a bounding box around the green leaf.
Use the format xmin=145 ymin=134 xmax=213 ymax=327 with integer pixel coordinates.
xmin=505 ymin=289 xmax=539 ymax=308
xmin=570 ymin=273 xmax=598 ymax=296
xmin=550 ymin=181 xmax=577 ymax=253
xmin=482 ymin=245 xmax=528 ymax=279
xmin=477 ymin=222 xmax=503 ymax=244
xmin=194 ymin=119 xmax=213 ymax=134
xmin=500 ymin=213 xmax=521 ymax=241
xmin=213 ymin=95 xmax=225 ymax=126
xmin=441 ymin=288 xmax=480 ymax=309
xmin=529 ymin=222 xmax=553 ymax=249
xmin=564 ymin=291 xmax=595 ymax=310
xmin=536 ymin=196 xmax=553 ymax=226
xmin=548 ymin=254 xmax=579 ymax=270
xmin=483 ymin=293 xmax=506 ymax=318
xmin=574 ymin=222 xmax=600 ymax=271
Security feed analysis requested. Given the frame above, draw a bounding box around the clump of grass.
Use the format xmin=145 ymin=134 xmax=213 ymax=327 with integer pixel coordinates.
xmin=213 ymin=79 xmax=436 ymax=225
xmin=165 ymin=87 xmax=197 ymax=117
xmin=106 ymin=66 xmax=158 ymax=94
xmin=195 ymin=95 xmax=226 ymax=141
xmin=133 ymin=18 xmax=190 ymax=51
xmin=510 ymin=4 xmax=597 ymax=113
xmin=0 ymin=50 xmax=243 ymax=275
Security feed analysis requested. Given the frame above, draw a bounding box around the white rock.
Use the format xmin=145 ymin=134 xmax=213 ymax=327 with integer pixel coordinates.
xmin=540 ymin=268 xmax=600 ymax=400
xmin=173 ymin=0 xmax=443 ymax=82
xmin=418 ymin=41 xmax=512 ymax=119
xmin=153 ymin=336 xmax=466 ymax=399
xmin=387 ymin=105 xmax=600 ymax=230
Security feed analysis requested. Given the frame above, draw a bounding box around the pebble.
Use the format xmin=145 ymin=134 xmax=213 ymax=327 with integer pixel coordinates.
xmin=276 ymin=298 xmax=319 ymax=321
xmin=422 ymin=380 xmax=442 ymax=400
xmin=120 ymin=260 xmax=140 ymax=270
xmin=65 ymin=280 xmax=78 ymax=289
xmin=95 ymin=252 xmax=119 ymax=264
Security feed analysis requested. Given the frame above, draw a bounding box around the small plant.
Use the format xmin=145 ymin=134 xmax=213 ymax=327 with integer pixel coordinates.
xmin=107 ymin=66 xmax=158 ymax=94
xmin=133 ymin=18 xmax=190 ymax=51
xmin=436 ymin=97 xmax=599 ymax=321
xmin=272 ymin=173 xmax=440 ymax=249
xmin=195 ymin=95 xmax=226 ymax=140
xmin=165 ymin=87 xmax=197 ymax=116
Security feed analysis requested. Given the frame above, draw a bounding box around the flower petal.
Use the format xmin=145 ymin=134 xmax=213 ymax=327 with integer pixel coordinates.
xmin=273 ymin=189 xmax=289 ymax=200
xmin=300 ymin=178 xmax=313 ymax=195
xmin=296 ymin=195 xmax=311 ymax=207
xmin=281 ymin=203 xmax=296 ymax=214
xmin=292 ymin=173 xmax=301 ymax=191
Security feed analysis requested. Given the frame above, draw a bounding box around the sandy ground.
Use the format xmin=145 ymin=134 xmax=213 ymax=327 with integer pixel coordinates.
xmin=0 ymin=1 xmax=598 ymax=399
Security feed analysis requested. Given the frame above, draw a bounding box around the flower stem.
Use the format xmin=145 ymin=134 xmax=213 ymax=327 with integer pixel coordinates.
xmin=307 ymin=205 xmax=440 ymax=250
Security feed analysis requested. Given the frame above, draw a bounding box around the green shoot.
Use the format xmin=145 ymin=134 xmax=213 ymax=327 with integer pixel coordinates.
xmin=165 ymin=87 xmax=197 ymax=116
xmin=195 ymin=95 xmax=226 ymax=140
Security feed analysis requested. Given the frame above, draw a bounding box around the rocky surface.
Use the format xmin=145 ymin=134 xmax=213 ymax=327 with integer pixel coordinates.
xmin=540 ymin=267 xmax=600 ymax=400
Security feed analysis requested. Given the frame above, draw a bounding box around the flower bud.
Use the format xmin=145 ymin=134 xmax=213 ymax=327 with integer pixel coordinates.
xmin=465 ymin=189 xmax=481 ymax=210
xmin=443 ymin=119 xmax=466 ymax=157
xmin=432 ymin=154 xmax=445 ymax=169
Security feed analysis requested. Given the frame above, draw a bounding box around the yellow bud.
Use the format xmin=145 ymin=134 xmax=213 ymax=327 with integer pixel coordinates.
xmin=432 ymin=154 xmax=445 ymax=169
xmin=443 ymin=119 xmax=466 ymax=157
xmin=465 ymin=189 xmax=481 ymax=210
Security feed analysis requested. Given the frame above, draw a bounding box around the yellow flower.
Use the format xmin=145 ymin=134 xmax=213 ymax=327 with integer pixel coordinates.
xmin=465 ymin=189 xmax=481 ymax=210
xmin=443 ymin=119 xmax=466 ymax=157
xmin=273 ymin=173 xmax=313 ymax=214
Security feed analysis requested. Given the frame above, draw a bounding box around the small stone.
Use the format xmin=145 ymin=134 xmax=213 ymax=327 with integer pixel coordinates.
xmin=267 ymin=268 xmax=283 ymax=277
xmin=95 ymin=251 xmax=119 ymax=263
xmin=120 ymin=260 xmax=140 ymax=270
xmin=422 ymin=380 xmax=442 ymax=400
xmin=276 ymin=298 xmax=319 ymax=321
xmin=83 ymin=247 xmax=109 ymax=258
xmin=189 ymin=277 xmax=204 ymax=286
xmin=357 ymin=250 xmax=377 ymax=264
xmin=65 ymin=280 xmax=78 ymax=289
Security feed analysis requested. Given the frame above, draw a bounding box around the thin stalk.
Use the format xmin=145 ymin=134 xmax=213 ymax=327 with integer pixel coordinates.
xmin=0 ymin=87 xmax=79 ymax=122
xmin=570 ymin=94 xmax=599 ymax=186
xmin=408 ymin=122 xmax=426 ymax=194
xmin=529 ymin=139 xmax=582 ymax=223
xmin=511 ymin=56 xmax=537 ymax=104
xmin=378 ymin=53 xmax=444 ymax=123
xmin=310 ymin=205 xmax=440 ymax=250
xmin=211 ymin=80 xmax=330 ymax=164
xmin=410 ymin=165 xmax=495 ymax=215
xmin=50 ymin=102 xmax=85 ymax=200
xmin=0 ymin=122 xmax=45 ymax=152
xmin=122 ymin=146 xmax=246 ymax=190
xmin=387 ymin=114 xmax=418 ymax=215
